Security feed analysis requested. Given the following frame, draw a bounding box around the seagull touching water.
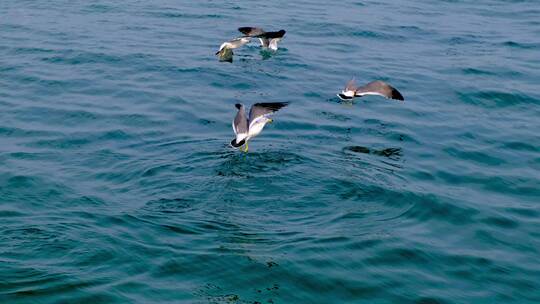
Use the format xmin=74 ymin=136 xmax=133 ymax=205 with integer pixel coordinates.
xmin=230 ymin=102 xmax=289 ymax=152
xmin=215 ymin=37 xmax=251 ymax=62
xmin=338 ymin=78 xmax=404 ymax=101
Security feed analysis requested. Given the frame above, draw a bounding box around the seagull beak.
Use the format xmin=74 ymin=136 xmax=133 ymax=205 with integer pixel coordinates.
xmin=268 ymin=118 xmax=274 ymax=123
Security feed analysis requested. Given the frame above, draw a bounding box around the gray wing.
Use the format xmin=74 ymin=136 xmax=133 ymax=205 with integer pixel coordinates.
xmin=248 ymin=102 xmax=288 ymax=124
xmin=229 ymin=37 xmax=250 ymax=48
xmin=238 ymin=27 xmax=266 ymax=37
xmin=355 ymin=81 xmax=404 ymax=101
xmin=233 ymin=104 xmax=248 ymax=135
xmin=344 ymin=78 xmax=357 ymax=91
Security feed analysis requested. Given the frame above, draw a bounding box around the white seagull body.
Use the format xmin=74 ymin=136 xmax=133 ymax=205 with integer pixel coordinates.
xmin=231 ymin=102 xmax=289 ymax=152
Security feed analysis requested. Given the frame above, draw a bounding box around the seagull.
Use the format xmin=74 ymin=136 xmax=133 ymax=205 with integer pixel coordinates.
xmin=216 ymin=47 xmax=234 ymax=62
xmin=230 ymin=102 xmax=289 ymax=152
xmin=337 ymin=78 xmax=405 ymax=101
xmin=238 ymin=27 xmax=286 ymax=51
xmin=216 ymin=37 xmax=251 ymax=61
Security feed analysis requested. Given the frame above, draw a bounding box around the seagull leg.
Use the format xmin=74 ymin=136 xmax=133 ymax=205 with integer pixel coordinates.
xmin=243 ymin=142 xmax=249 ymax=152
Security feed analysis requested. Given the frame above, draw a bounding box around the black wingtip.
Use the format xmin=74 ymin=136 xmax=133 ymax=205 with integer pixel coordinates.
xmin=277 ymin=101 xmax=290 ymax=106
xmin=392 ymin=89 xmax=405 ymax=101
xmin=253 ymin=101 xmax=289 ymax=111
xmin=230 ymin=138 xmax=245 ymax=148
xmin=235 ymin=103 xmax=242 ymax=109
xmin=238 ymin=27 xmax=252 ymax=35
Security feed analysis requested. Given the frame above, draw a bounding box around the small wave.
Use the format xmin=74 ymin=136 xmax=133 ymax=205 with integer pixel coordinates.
xmin=501 ymin=141 xmax=539 ymax=152
xmin=364 ymin=247 xmax=430 ymax=266
xmin=215 ymin=150 xmax=306 ymax=177
xmin=401 ymin=193 xmax=478 ymax=225
xmin=436 ymin=170 xmax=540 ymax=197
xmin=83 ymin=4 xmax=118 ymax=13
xmin=457 ymin=91 xmax=539 ymax=108
xmin=480 ymin=215 xmax=519 ymax=229
xmin=502 ymin=41 xmax=539 ymax=49
xmin=461 ymin=67 xmax=496 ymax=75
xmin=351 ymin=30 xmax=406 ymax=41
xmin=443 ymin=147 xmax=506 ymax=166
xmin=145 ymin=11 xmax=224 ymax=19
xmin=142 ymin=198 xmax=194 ymax=214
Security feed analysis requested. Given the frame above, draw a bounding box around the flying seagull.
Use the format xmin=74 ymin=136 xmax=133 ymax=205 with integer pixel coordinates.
xmin=337 ymin=78 xmax=404 ymax=101
xmin=230 ymin=102 xmax=289 ymax=152
xmin=216 ymin=37 xmax=251 ymax=62
xmin=238 ymin=27 xmax=286 ymax=51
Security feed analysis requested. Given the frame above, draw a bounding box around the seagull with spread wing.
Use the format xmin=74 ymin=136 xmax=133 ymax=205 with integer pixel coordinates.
xmin=230 ymin=102 xmax=289 ymax=152
xmin=338 ymin=78 xmax=405 ymax=101
xmin=238 ymin=27 xmax=286 ymax=51
xmin=215 ymin=37 xmax=251 ymax=62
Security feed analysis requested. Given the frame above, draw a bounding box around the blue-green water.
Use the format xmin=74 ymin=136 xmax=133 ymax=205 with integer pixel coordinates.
xmin=1 ymin=1 xmax=540 ymax=303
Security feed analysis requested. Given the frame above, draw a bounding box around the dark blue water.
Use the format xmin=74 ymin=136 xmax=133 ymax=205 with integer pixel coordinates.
xmin=1 ymin=1 xmax=539 ymax=303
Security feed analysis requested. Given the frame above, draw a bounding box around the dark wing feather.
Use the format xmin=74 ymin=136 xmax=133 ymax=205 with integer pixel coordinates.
xmin=248 ymin=102 xmax=289 ymax=123
xmin=355 ymin=81 xmax=404 ymax=101
xmin=233 ymin=104 xmax=248 ymax=135
xmin=238 ymin=27 xmax=266 ymax=37
xmin=261 ymin=30 xmax=286 ymax=39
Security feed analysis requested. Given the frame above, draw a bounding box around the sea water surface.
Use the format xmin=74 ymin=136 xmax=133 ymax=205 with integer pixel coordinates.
xmin=1 ymin=0 xmax=540 ymax=303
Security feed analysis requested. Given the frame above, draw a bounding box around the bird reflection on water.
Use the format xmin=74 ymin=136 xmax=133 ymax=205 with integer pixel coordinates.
xmin=344 ymin=146 xmax=402 ymax=160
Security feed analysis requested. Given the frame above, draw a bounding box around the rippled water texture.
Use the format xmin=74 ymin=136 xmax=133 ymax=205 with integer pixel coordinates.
xmin=1 ymin=0 xmax=540 ymax=303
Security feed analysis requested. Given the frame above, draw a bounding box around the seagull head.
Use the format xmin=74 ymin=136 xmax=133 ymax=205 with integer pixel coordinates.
xmin=230 ymin=138 xmax=246 ymax=148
